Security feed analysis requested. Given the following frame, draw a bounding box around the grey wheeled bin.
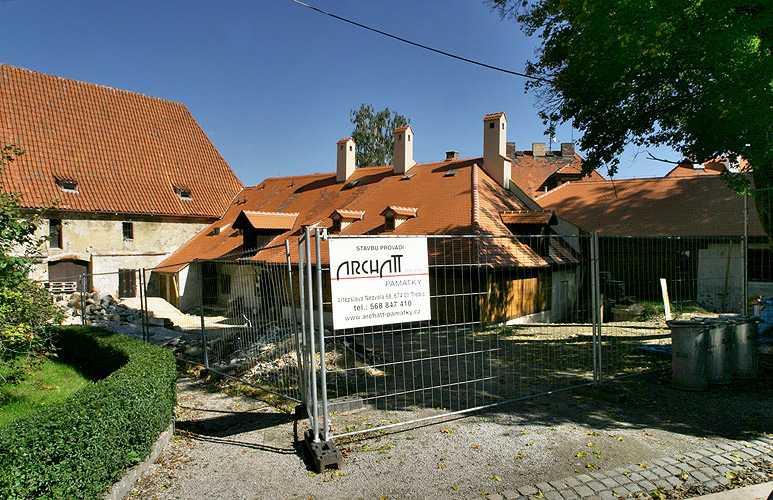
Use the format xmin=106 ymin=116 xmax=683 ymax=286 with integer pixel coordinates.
xmin=720 ymin=315 xmax=762 ymax=379
xmin=667 ymin=320 xmax=709 ymax=391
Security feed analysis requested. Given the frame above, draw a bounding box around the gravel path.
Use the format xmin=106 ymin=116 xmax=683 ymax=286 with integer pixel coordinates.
xmin=124 ymin=358 xmax=773 ymax=500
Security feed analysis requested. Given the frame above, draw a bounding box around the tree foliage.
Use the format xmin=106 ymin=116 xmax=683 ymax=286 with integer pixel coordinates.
xmin=350 ymin=104 xmax=410 ymax=167
xmin=490 ymin=0 xmax=773 ymax=232
xmin=0 ymin=145 xmax=61 ymax=383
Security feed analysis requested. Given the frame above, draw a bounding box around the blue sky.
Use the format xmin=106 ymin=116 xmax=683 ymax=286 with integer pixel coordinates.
xmin=3 ymin=0 xmax=678 ymax=186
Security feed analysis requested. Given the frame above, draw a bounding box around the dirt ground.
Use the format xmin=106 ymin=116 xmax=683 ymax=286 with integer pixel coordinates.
xmin=123 ymin=353 xmax=773 ymax=500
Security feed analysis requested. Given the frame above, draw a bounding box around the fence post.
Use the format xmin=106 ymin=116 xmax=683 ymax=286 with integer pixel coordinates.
xmin=590 ymin=233 xmax=603 ymax=385
xmin=80 ymin=273 xmax=86 ymax=326
xmin=743 ymin=188 xmax=749 ymax=315
xmin=195 ymin=260 xmax=209 ymax=369
xmin=315 ymin=228 xmax=329 ymax=441
xmin=304 ymin=227 xmax=320 ymax=442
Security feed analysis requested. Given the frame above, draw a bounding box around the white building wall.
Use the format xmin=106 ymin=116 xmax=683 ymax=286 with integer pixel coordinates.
xmin=697 ymin=242 xmax=745 ymax=313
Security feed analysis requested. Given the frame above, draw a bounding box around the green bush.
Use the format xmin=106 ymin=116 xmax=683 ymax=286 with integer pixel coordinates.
xmin=0 ymin=327 xmax=176 ymax=500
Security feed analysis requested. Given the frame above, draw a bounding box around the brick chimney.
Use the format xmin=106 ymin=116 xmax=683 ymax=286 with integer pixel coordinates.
xmin=506 ymin=142 xmax=516 ymax=157
xmin=336 ymin=138 xmax=356 ymax=183
xmin=483 ymin=113 xmax=511 ymax=188
xmin=532 ymin=142 xmax=546 ymax=157
xmin=446 ymin=151 xmax=459 ymax=160
xmin=393 ymin=126 xmax=416 ymax=175
xmin=561 ymin=142 xmax=575 ymax=157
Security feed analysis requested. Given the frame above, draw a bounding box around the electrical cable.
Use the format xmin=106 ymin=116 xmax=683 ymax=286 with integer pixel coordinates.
xmin=286 ymin=0 xmax=551 ymax=83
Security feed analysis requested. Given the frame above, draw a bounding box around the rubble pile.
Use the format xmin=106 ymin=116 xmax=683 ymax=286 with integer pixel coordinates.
xmin=58 ymin=292 xmax=149 ymax=327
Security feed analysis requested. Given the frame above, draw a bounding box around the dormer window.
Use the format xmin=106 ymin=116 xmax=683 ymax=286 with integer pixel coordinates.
xmin=385 ymin=215 xmax=395 ymax=231
xmin=380 ymin=206 xmax=417 ymax=231
xmin=329 ymin=209 xmax=365 ymax=233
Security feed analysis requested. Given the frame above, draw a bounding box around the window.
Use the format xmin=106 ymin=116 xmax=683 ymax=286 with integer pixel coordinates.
xmin=49 ymin=219 xmax=62 ymax=249
xmin=122 ymin=222 xmax=134 ymax=241
xmin=748 ymin=247 xmax=773 ymax=282
xmin=56 ymin=179 xmax=78 ymax=192
xmin=118 ymin=269 xmax=137 ymax=298
xmin=384 ymin=215 xmax=395 ymax=231
xmin=175 ymin=187 xmax=192 ymax=200
xmin=331 ymin=218 xmax=342 ymax=232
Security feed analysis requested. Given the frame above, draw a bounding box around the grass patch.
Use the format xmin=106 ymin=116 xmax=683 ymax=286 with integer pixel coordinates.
xmin=0 ymin=359 xmax=92 ymax=427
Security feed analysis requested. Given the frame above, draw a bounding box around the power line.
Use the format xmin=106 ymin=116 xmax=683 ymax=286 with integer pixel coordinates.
xmin=286 ymin=0 xmax=550 ymax=84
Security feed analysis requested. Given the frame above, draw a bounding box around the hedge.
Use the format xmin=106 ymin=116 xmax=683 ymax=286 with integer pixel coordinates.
xmin=0 ymin=327 xmax=176 ymax=500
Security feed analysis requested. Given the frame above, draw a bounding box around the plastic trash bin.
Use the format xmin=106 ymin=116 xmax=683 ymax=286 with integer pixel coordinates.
xmin=694 ymin=318 xmax=731 ymax=385
xmin=667 ymin=320 xmax=709 ymax=391
xmin=720 ymin=314 xmax=762 ymax=379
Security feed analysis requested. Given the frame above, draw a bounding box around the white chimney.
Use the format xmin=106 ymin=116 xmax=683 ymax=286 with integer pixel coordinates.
xmin=532 ymin=142 xmax=546 ymax=157
xmin=393 ymin=125 xmax=416 ymax=175
xmin=336 ymin=137 xmax=356 ymax=183
xmin=482 ymin=112 xmax=511 ymax=188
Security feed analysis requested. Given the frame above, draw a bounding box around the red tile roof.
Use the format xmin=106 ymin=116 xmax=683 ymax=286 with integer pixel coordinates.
xmin=664 ymin=160 xmax=727 ymax=177
xmin=157 ymin=157 xmax=554 ymax=270
xmin=507 ymin=148 xmax=604 ymax=199
xmin=0 ymin=64 xmax=243 ymax=217
xmin=537 ymin=176 xmax=765 ymax=237
xmin=483 ymin=112 xmax=506 ymax=121
xmin=234 ymin=211 xmax=299 ymax=230
xmin=500 ymin=210 xmax=557 ymax=225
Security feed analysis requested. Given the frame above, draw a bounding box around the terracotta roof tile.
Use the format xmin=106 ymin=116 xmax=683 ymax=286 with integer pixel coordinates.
xmin=500 ymin=210 xmax=557 ymax=225
xmin=235 ymin=211 xmax=299 ymax=230
xmin=483 ymin=112 xmax=506 ymax=121
xmin=537 ymin=176 xmax=764 ymax=237
xmin=507 ymin=148 xmax=603 ymax=198
xmin=0 ymin=64 xmax=242 ymax=217
xmin=331 ymin=209 xmax=365 ymax=219
xmin=158 ymin=156 xmax=547 ymax=269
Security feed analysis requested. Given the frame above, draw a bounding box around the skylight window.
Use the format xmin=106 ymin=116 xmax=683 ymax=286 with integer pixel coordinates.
xmin=57 ymin=179 xmax=78 ymax=192
xmin=444 ymin=169 xmax=459 ymax=177
xmin=175 ymin=187 xmax=192 ymax=200
xmin=343 ymin=180 xmax=359 ymax=189
xmin=400 ymin=173 xmax=416 ymax=181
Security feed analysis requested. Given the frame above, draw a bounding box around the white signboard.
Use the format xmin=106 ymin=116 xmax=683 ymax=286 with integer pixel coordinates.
xmin=329 ymin=237 xmax=431 ymax=329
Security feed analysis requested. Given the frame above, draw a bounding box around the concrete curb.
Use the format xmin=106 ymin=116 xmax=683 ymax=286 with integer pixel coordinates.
xmin=103 ymin=422 xmax=175 ymax=500
xmin=480 ymin=435 xmax=773 ymax=500
xmin=693 ymin=482 xmax=772 ymax=500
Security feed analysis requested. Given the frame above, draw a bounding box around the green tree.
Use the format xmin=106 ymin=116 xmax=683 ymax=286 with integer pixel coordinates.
xmin=489 ymin=0 xmax=773 ymax=234
xmin=0 ymin=145 xmax=61 ymax=383
xmin=350 ymin=104 xmax=410 ymax=167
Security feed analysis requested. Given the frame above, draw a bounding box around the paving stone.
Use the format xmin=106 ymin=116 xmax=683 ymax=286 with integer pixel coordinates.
xmin=572 ymin=485 xmax=594 ymax=497
xmin=690 ymin=470 xmax=710 ymax=482
xmin=599 ymin=477 xmax=617 ymax=488
xmin=586 ymin=481 xmax=604 ymax=492
xmin=501 ymin=490 xmax=519 ymax=500
xmin=627 ymin=472 xmax=644 ymax=482
xmin=612 ymin=475 xmax=630 ymax=485
xmin=684 ymin=452 xmax=703 ymax=459
xmin=485 ymin=494 xmax=504 ymax=500
xmin=661 ymin=457 xmax=679 ymax=465
xmin=717 ymin=443 xmax=737 ymax=451
xmin=745 ymin=447 xmax=762 ymax=457
xmin=549 ymin=480 xmax=567 ymax=490
xmin=712 ymin=455 xmax=732 ymax=465
xmin=650 ymin=459 xmax=667 ymax=467
xmin=665 ymin=465 xmax=682 ymax=475
xmin=588 ymin=472 xmax=606 ymax=480
xmin=694 ymin=448 xmax=714 ymax=457
xmin=704 ymin=480 xmax=719 ymax=489
xmin=575 ymin=474 xmax=593 ymax=483
xmin=559 ymin=489 xmax=579 ymax=500
xmin=536 ymin=482 xmax=555 ymax=492
xmin=688 ymin=460 xmax=704 ymax=469
xmin=665 ymin=477 xmax=682 ymax=487
xmin=654 ymin=479 xmax=671 ymax=489
xmin=640 ymin=470 xmax=658 ymax=480
xmin=614 ymin=467 xmax=630 ymax=475
xmin=543 ymin=491 xmax=563 ymax=500
xmin=699 ymin=456 xmax=719 ymax=466
xmin=598 ymin=491 xmax=617 ymax=500
xmin=518 ymin=486 xmax=539 ymax=496
xmin=651 ymin=467 xmax=669 ymax=478
xmin=699 ymin=467 xmax=719 ymax=477
xmin=624 ymin=483 xmax=643 ymax=494
xmin=638 ymin=480 xmax=656 ymax=491
xmin=612 ymin=486 xmax=629 ymax=497
xmin=563 ymin=477 xmax=581 ymax=488
xmin=716 ymin=465 xmax=731 ymax=475
xmin=675 ymin=463 xmax=691 ymax=471
xmin=716 ymin=476 xmax=730 ymax=486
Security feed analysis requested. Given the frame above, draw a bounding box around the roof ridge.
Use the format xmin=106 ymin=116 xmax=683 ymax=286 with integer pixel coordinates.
xmin=1 ymin=63 xmax=186 ymax=106
xmin=471 ymin=164 xmax=480 ymax=234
